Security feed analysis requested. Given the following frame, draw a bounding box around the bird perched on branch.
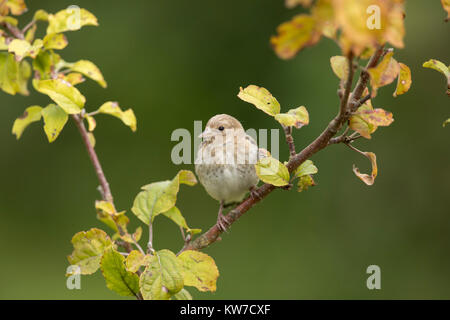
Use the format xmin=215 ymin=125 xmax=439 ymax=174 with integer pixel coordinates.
xmin=195 ymin=114 xmax=267 ymax=231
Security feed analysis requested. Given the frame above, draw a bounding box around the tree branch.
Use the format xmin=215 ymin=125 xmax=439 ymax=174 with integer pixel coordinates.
xmin=72 ymin=114 xmax=133 ymax=253
xmin=181 ymin=47 xmax=384 ymax=253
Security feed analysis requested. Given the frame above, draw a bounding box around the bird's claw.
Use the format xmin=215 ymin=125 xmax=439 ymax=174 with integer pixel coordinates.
xmin=249 ymin=187 xmax=263 ymax=201
xmin=216 ymin=212 xmax=230 ymax=233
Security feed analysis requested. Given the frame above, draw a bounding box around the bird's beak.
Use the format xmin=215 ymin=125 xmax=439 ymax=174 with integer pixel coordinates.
xmin=199 ymin=127 xmax=213 ymax=139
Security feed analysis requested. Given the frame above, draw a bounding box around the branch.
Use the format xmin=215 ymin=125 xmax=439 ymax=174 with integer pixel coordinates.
xmin=72 ymin=114 xmax=133 ymax=253
xmin=181 ymin=47 xmax=384 ymax=253
xmin=283 ymin=125 xmax=296 ymax=158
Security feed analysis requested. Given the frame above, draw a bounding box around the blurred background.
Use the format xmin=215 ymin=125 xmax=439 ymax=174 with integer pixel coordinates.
xmin=0 ymin=0 xmax=449 ymax=299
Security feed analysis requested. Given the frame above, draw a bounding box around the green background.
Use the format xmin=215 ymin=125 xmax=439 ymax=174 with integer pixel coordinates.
xmin=1 ymin=0 xmax=449 ymax=299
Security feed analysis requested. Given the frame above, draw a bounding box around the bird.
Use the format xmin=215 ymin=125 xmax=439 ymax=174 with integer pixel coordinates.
xmin=195 ymin=114 xmax=266 ymax=231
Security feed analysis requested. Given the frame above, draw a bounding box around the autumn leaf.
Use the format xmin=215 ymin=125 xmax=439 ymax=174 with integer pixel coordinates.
xmin=270 ymin=14 xmax=321 ymax=60
xmin=353 ymin=152 xmax=378 ymax=186
xmin=394 ymin=63 xmax=412 ymax=97
xmin=368 ymin=51 xmax=400 ymax=96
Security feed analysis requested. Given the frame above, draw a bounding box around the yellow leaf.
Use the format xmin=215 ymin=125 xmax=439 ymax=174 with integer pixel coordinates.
xmin=64 ymin=72 xmax=85 ymax=86
xmin=6 ymin=0 xmax=27 ymax=15
xmin=393 ymin=62 xmax=412 ymax=97
xmin=442 ymin=0 xmax=450 ymax=21
xmin=69 ymin=59 xmax=107 ymax=88
xmin=368 ymin=51 xmax=400 ymax=96
xmin=178 ymin=250 xmax=219 ymax=292
xmin=34 ymin=79 xmax=85 ymax=114
xmin=285 ymin=0 xmax=312 ymax=8
xmin=125 ymin=250 xmax=146 ymax=273
xmin=275 ymin=106 xmax=309 ymax=128
xmin=270 ymin=14 xmax=320 ymax=60
xmin=353 ymin=152 xmax=377 ymax=186
xmin=12 ymin=105 xmax=42 ymax=139
xmin=41 ymin=104 xmax=68 ymax=143
xmin=237 ymin=85 xmax=280 ymax=116
xmin=357 ymin=108 xmax=394 ymax=127
xmin=330 ymin=56 xmax=349 ymax=80
xmin=84 ymin=114 xmax=96 ymax=131
xmin=98 ymin=101 xmax=137 ymax=131
xmin=255 ymin=156 xmax=290 ymax=186
xmin=334 ymin=0 xmax=405 ymax=55
xmin=43 ymin=33 xmax=68 ymax=50
xmin=47 ymin=8 xmax=98 ymax=34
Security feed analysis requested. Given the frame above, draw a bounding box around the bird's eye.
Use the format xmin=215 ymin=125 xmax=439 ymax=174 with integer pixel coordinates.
xmin=218 ymin=126 xmax=224 ymax=131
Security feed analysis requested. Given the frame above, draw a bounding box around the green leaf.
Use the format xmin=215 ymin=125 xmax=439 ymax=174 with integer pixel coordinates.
xmin=423 ymin=59 xmax=450 ymax=77
xmin=293 ymin=160 xmax=317 ymax=192
xmin=0 ymin=52 xmax=30 ymax=95
xmin=67 ymin=228 xmax=114 ymax=275
xmin=140 ymin=249 xmax=184 ymax=300
xmin=275 ymin=106 xmax=309 ymax=128
xmin=132 ymin=170 xmax=196 ymax=225
xmin=294 ymin=160 xmax=318 ymax=178
xmin=172 ymin=288 xmax=193 ymax=300
xmin=255 ymin=156 xmax=290 ymax=186
xmin=237 ymin=85 xmax=281 ymax=116
xmin=32 ymin=50 xmax=62 ymax=78
xmin=97 ymin=101 xmax=136 ymax=131
xmin=101 ymin=248 xmax=140 ymax=297
xmin=43 ymin=33 xmax=68 ymax=50
xmin=41 ymin=104 xmax=68 ymax=142
xmin=68 ymin=59 xmax=107 ymax=88
xmin=330 ymin=55 xmax=349 ymax=80
xmin=34 ymin=79 xmax=85 ymax=114
xmin=423 ymin=59 xmax=450 ymax=95
xmin=161 ymin=207 xmax=201 ymax=235
xmin=178 ymin=250 xmax=219 ymax=292
xmin=12 ymin=105 xmax=42 ymax=139
xmin=47 ymin=8 xmax=98 ymax=34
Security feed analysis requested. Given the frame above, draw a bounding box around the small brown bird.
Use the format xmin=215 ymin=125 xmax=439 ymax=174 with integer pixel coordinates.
xmin=195 ymin=114 xmax=265 ymax=231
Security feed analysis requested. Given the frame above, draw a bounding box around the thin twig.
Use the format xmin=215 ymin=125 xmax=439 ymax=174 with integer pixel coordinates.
xmin=72 ymin=114 xmax=133 ymax=253
xmin=283 ymin=125 xmax=296 ymax=158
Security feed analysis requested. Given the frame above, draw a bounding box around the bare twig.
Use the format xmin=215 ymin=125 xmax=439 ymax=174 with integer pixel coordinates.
xmin=283 ymin=125 xmax=296 ymax=158
xmin=72 ymin=114 xmax=134 ymax=253
xmin=181 ymin=47 xmax=384 ymax=253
